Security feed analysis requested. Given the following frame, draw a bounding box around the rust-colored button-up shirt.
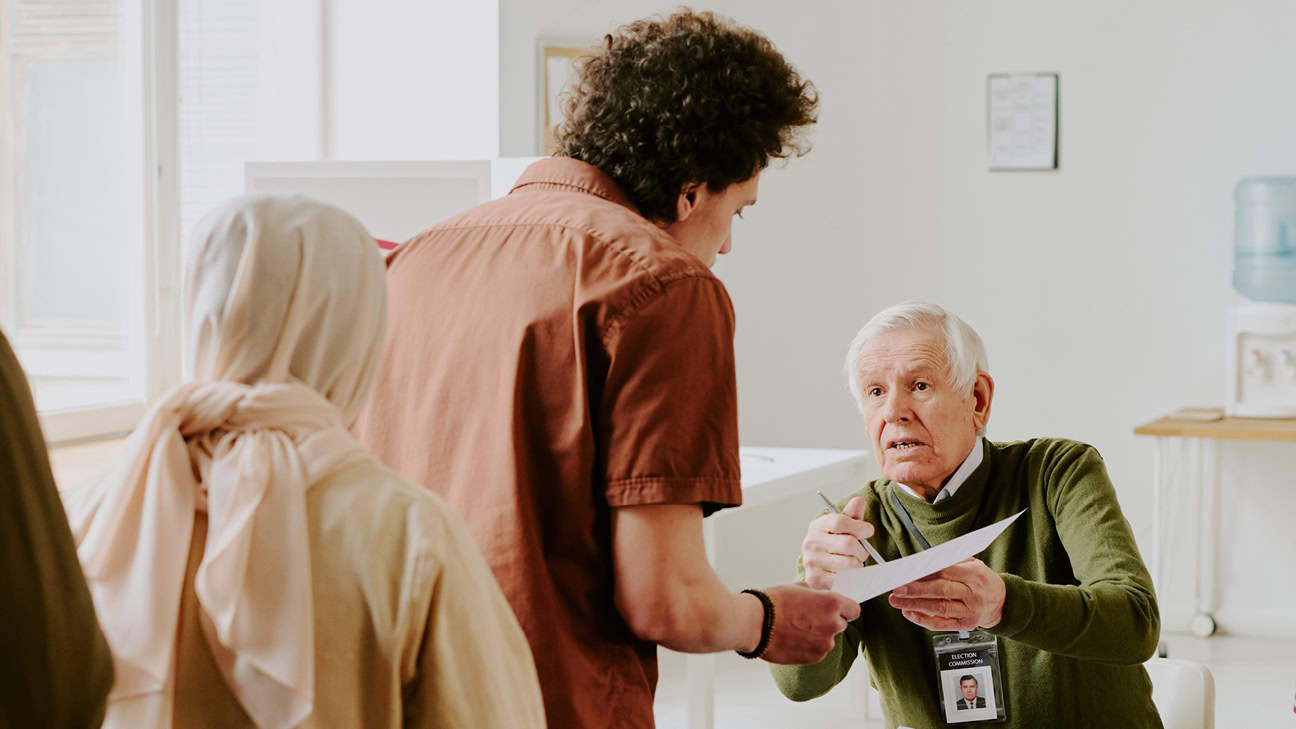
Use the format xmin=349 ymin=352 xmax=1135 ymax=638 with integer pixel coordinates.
xmin=353 ymin=158 xmax=743 ymax=729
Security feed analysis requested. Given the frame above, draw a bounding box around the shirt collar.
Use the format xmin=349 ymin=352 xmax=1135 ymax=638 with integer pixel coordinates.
xmin=510 ymin=157 xmax=640 ymax=214
xmin=896 ymin=436 xmax=984 ymax=504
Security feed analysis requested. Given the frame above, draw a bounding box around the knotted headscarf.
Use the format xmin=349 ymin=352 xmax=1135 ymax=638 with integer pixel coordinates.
xmin=66 ymin=194 xmax=387 ymax=729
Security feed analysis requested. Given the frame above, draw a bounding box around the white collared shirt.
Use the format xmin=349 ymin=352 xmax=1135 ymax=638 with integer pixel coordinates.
xmin=896 ymin=436 xmax=984 ymax=504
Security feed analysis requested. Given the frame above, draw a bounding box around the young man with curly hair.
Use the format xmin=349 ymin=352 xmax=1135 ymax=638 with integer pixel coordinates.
xmin=353 ymin=9 xmax=858 ymax=728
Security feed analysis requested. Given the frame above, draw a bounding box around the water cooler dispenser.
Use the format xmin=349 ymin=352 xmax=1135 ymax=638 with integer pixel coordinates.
xmin=1226 ymin=177 xmax=1296 ymax=417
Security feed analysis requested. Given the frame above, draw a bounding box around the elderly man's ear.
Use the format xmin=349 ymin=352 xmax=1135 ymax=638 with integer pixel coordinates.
xmin=972 ymin=371 xmax=995 ymax=432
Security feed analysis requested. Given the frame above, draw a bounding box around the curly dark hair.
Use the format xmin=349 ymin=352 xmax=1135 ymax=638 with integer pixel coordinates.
xmin=555 ymin=9 xmax=818 ymax=223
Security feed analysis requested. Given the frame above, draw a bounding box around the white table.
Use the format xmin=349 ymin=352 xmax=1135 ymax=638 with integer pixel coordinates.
xmin=682 ymin=446 xmax=873 ymax=729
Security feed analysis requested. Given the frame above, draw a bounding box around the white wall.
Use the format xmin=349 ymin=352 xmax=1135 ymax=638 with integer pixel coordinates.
xmin=716 ymin=0 xmax=1296 ymax=633
xmin=320 ymin=0 xmax=1296 ymax=635
xmin=325 ymin=0 xmax=499 ymax=159
xmin=326 ymin=0 xmax=734 ymax=159
xmin=498 ymin=0 xmax=736 ymax=156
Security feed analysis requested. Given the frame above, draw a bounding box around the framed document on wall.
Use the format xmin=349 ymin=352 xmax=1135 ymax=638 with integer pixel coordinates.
xmin=538 ymin=41 xmax=595 ymax=155
xmin=987 ymin=72 xmax=1059 ymax=171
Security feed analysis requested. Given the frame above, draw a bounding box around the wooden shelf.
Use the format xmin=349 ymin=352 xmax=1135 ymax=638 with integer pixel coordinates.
xmin=1134 ymin=408 xmax=1296 ymax=442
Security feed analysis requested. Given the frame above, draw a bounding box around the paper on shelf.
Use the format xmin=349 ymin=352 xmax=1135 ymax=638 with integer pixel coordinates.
xmin=831 ymin=510 xmax=1026 ymax=603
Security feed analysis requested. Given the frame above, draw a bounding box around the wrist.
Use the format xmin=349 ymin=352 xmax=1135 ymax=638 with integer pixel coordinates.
xmin=980 ymin=573 xmax=1007 ymax=628
xmin=736 ymin=589 xmax=775 ymax=659
xmin=733 ymin=591 xmax=763 ymax=654
xmin=981 ymin=605 xmax=1004 ymax=629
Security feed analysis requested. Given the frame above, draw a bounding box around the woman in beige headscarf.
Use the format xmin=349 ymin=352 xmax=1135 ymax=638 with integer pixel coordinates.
xmin=64 ymin=194 xmax=546 ymax=729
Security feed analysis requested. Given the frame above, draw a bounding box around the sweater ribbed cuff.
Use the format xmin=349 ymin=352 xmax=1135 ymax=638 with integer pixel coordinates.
xmin=988 ymin=572 xmax=1035 ymax=638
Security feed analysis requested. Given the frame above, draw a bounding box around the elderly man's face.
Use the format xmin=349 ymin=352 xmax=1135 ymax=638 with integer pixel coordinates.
xmin=855 ymin=325 xmax=993 ymax=500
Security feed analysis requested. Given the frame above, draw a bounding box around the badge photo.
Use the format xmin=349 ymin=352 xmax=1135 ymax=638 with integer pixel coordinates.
xmin=942 ymin=667 xmax=997 ymax=722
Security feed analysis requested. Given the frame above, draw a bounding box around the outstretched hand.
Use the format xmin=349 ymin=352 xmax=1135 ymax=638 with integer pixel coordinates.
xmin=759 ymin=582 xmax=861 ymax=665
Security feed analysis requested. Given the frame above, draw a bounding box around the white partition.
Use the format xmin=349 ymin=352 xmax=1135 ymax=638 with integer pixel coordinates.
xmin=657 ymin=447 xmax=881 ymax=729
xmin=490 ymin=156 xmax=544 ymax=199
xmin=245 ymin=160 xmax=489 ymax=243
xmin=245 ymin=158 xmax=545 ymax=244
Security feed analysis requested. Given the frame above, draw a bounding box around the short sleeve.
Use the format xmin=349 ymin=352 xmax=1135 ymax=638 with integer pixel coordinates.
xmin=599 ymin=276 xmax=742 ymax=514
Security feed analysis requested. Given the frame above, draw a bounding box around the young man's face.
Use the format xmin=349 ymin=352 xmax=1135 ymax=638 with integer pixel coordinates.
xmin=662 ymin=173 xmax=760 ymax=266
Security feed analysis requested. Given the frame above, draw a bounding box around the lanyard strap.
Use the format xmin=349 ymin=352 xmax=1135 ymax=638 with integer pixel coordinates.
xmin=890 ymin=490 xmax=932 ymax=550
xmin=891 ymin=489 xmax=972 ymax=640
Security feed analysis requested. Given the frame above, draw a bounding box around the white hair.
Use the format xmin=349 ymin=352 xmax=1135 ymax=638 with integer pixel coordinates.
xmin=843 ymin=300 xmax=989 ymax=430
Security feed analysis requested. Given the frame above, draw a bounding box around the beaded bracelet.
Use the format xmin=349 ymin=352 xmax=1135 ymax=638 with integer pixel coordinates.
xmin=736 ymin=588 xmax=776 ymax=659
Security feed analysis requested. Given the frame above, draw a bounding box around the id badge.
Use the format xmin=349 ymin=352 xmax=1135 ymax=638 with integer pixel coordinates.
xmin=931 ymin=630 xmax=1007 ymax=724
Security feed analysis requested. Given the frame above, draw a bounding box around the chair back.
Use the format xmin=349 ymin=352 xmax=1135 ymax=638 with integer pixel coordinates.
xmin=1145 ymin=657 xmax=1215 ymax=729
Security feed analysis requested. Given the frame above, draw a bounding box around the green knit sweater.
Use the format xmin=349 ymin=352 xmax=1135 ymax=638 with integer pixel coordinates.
xmin=771 ymin=438 xmax=1163 ymax=729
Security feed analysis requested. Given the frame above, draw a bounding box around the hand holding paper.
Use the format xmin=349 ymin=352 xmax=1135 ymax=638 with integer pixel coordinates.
xmin=889 ymin=557 xmax=1007 ymax=631
xmin=831 ymin=510 xmax=1025 ymax=605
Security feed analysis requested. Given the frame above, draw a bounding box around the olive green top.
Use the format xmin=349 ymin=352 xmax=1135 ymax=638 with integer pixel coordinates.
xmin=0 ymin=330 xmax=114 ymax=729
xmin=771 ymin=438 xmax=1163 ymax=729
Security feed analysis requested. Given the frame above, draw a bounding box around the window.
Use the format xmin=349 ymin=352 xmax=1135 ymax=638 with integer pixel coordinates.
xmin=178 ymin=0 xmax=320 ymax=245
xmin=1 ymin=0 xmax=179 ymax=443
xmin=2 ymin=0 xmax=318 ymax=444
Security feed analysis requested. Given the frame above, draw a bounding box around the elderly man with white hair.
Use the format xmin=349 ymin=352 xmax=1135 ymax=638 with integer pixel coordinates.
xmin=771 ymin=301 xmax=1163 ymax=728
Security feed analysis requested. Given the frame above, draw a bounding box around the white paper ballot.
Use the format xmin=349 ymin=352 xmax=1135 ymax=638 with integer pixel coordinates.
xmin=831 ymin=510 xmax=1026 ymax=603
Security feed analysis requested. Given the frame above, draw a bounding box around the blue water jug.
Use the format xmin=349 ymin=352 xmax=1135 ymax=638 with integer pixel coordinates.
xmin=1234 ymin=177 xmax=1296 ymax=303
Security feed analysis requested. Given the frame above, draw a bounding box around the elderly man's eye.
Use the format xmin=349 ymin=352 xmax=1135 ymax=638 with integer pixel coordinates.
xmin=914 ymin=382 xmax=929 ymax=391
xmin=867 ymin=386 xmax=883 ymax=397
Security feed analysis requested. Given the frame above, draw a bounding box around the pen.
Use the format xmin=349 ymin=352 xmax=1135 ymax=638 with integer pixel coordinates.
xmin=816 ymin=490 xmax=887 ymax=565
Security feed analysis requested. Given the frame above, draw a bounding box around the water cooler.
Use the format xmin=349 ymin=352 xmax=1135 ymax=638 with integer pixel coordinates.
xmin=1226 ymin=177 xmax=1296 ymax=417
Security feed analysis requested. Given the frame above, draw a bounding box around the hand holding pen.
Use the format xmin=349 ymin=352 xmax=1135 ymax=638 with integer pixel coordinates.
xmin=800 ymin=491 xmax=885 ymax=591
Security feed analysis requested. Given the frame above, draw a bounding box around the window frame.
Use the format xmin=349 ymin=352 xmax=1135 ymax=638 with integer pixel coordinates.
xmin=0 ymin=0 xmax=183 ymax=445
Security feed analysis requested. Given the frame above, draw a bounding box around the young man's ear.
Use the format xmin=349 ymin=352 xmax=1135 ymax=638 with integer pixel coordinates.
xmin=674 ymin=182 xmax=701 ymax=223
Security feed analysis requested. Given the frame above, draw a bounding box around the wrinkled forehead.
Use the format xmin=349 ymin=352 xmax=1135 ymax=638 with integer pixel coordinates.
xmin=856 ymin=325 xmax=951 ymax=380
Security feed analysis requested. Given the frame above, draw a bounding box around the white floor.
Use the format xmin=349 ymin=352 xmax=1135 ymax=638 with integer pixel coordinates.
xmin=1160 ymin=632 xmax=1294 ymax=727
xmin=655 ymin=632 xmax=1295 ymax=728
xmin=654 ymin=650 xmax=880 ymax=729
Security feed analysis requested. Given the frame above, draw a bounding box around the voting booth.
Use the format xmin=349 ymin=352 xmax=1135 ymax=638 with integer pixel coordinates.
xmin=244 ymin=158 xmax=542 ymax=244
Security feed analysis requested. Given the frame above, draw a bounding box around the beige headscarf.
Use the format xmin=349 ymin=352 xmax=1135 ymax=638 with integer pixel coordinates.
xmin=66 ymin=194 xmax=387 ymax=729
